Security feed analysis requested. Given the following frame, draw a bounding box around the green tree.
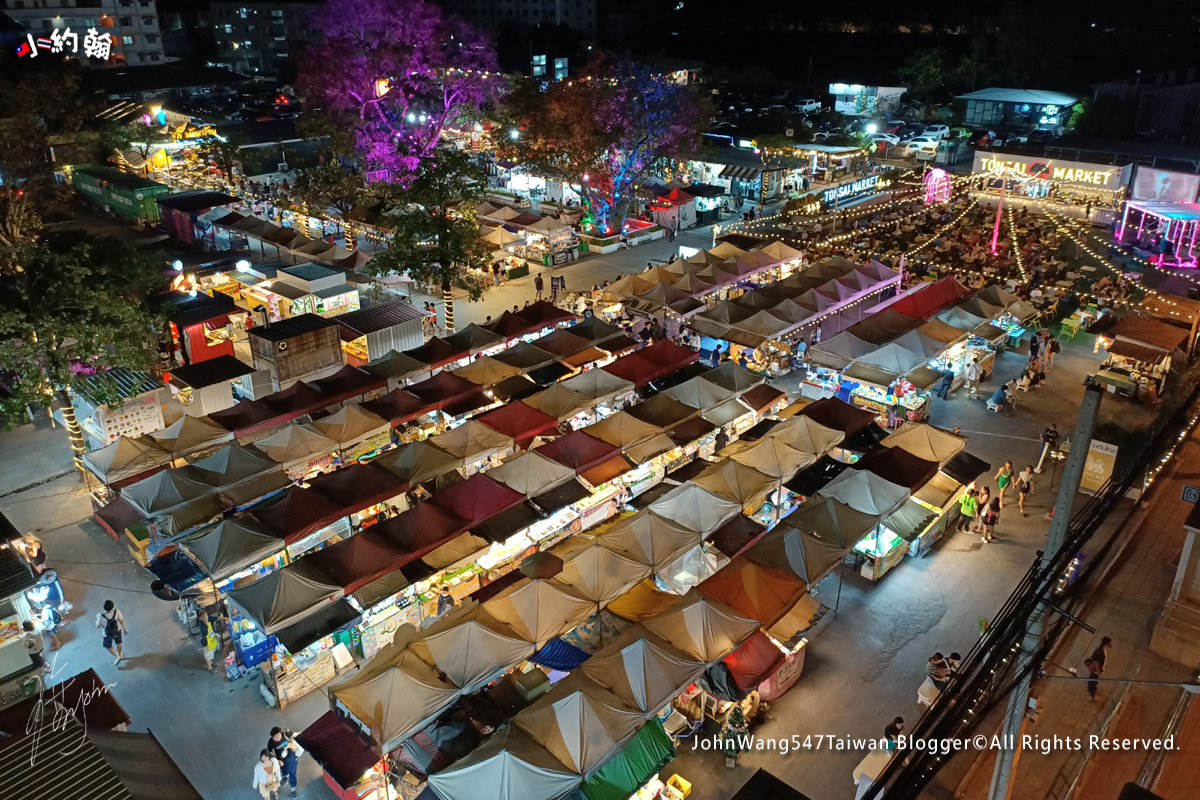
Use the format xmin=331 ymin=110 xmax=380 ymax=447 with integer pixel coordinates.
xmin=366 ymin=149 xmax=489 ymax=333
xmin=291 ymin=114 xmax=366 ymax=221
xmin=896 ymin=48 xmax=950 ymax=94
xmin=0 ymin=232 xmax=168 ymax=470
xmin=198 ymin=132 xmax=250 ymax=185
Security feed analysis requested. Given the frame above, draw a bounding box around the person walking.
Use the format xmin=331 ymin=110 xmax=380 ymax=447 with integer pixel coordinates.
xmin=39 ymin=603 xmax=63 ymax=650
xmin=492 ymin=262 xmax=501 ymax=286
xmin=995 ymin=461 xmax=1014 ymax=508
xmin=981 ymin=497 xmax=1000 ymax=543
xmin=267 ymin=727 xmax=300 ymax=799
xmin=198 ymin=611 xmax=222 ymax=674
xmin=253 ymin=750 xmax=283 ymax=800
xmin=936 ymin=369 xmax=954 ymax=400
xmin=955 ymin=487 xmax=979 ymax=532
xmin=1086 ymin=636 xmax=1112 ymax=700
xmin=964 ymin=358 xmax=982 ymax=398
xmin=95 ymin=599 xmax=128 ymax=665
xmin=1036 ymin=423 xmax=1060 ymax=473
xmin=1047 ymin=335 xmax=1061 ymax=369
xmin=1015 ymin=466 xmax=1035 ymax=516
xmin=534 ymin=272 xmax=545 ymax=300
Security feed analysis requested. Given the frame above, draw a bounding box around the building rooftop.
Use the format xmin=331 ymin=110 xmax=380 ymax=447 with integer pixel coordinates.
xmin=73 ymin=165 xmax=165 ymax=191
xmin=332 ymin=299 xmax=427 ymax=336
xmin=247 ymin=313 xmax=338 ymax=342
xmin=281 ymin=263 xmax=340 ymax=283
xmin=158 ymin=190 xmax=240 ymax=213
xmin=169 ymin=355 xmax=255 ymax=389
xmin=86 ymin=62 xmax=250 ymax=97
xmin=956 ymin=88 xmax=1080 ymax=106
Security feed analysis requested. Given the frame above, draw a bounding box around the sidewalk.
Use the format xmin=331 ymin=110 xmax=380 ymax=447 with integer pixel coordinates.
xmin=949 ymin=425 xmax=1200 ymax=800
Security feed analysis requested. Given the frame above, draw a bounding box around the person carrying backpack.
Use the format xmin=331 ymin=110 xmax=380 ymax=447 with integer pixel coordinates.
xmin=96 ymin=599 xmax=128 ymax=666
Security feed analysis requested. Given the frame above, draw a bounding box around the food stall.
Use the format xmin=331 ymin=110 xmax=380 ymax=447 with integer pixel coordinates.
xmin=842 ymin=365 xmax=932 ymax=426
xmin=852 ymin=525 xmax=908 ymax=581
xmin=925 ymin=337 xmax=997 ymax=393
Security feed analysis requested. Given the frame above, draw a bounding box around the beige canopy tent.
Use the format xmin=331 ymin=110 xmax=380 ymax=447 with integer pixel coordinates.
xmin=882 ymin=423 xmax=966 ymax=466
xmin=120 ymin=469 xmax=214 ymax=517
xmin=330 ymin=648 xmax=459 ymax=752
xmin=429 ymin=420 xmax=514 ymax=464
xmin=580 ymin=628 xmax=705 ymax=717
xmin=605 ymin=578 xmax=685 ymax=623
xmin=770 ymin=415 xmax=846 ymax=457
xmin=253 ymin=424 xmax=338 ymax=469
xmin=554 ymin=539 xmax=652 ymax=609
xmin=731 ymin=437 xmax=815 ymax=481
xmin=310 ymin=404 xmax=390 ymax=450
xmin=427 ymin=725 xmax=581 ymax=800
xmin=625 ymin=434 xmax=677 ymax=464
xmin=646 ymin=482 xmax=743 ymax=535
xmin=83 ymin=436 xmax=171 ymax=485
xmin=561 ymin=369 xmax=635 ymax=404
xmin=514 ymin=672 xmax=644 ymax=777
xmin=692 ymin=459 xmax=776 ymax=511
xmin=524 ymin=383 xmax=594 ymax=422
xmin=526 ymin=215 xmax=572 ymax=234
xmin=708 ymin=241 xmax=747 ymax=259
xmin=582 ymin=411 xmax=660 ymax=451
xmin=759 ymin=240 xmax=804 ymax=262
xmin=663 ymin=377 xmax=736 ymax=411
xmin=476 ymin=201 xmax=500 ymax=216
xmin=408 ymin=603 xmax=534 ymax=693
xmin=453 ymin=355 xmax=524 ymax=386
xmin=602 ymin=274 xmax=657 ymax=300
xmin=642 ymin=593 xmax=759 ymax=665
xmin=488 ymin=451 xmax=575 ymax=495
xmin=596 ymin=511 xmax=700 ymax=571
xmin=745 ymin=523 xmax=848 ymax=586
xmin=484 ymin=205 xmax=521 ymax=221
xmin=148 ymin=415 xmax=234 ymax=458
xmin=481 ymin=578 xmax=595 ymax=647
xmin=701 ymin=398 xmax=755 ymax=429
xmin=421 ymin=532 xmax=489 ymax=570
xmin=481 ymin=226 xmax=524 ymax=247
xmin=372 ymin=440 xmax=462 ymax=487
xmin=818 ymin=468 xmax=910 ymax=517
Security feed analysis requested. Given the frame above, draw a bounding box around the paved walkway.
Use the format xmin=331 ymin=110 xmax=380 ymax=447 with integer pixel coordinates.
xmin=945 ymin=422 xmax=1200 ymax=800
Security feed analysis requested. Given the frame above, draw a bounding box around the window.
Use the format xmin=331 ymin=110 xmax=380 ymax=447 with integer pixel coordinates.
xmin=271 ymin=9 xmax=283 ymax=16
xmin=223 ymin=24 xmax=231 ymax=33
xmin=118 ymin=16 xmax=131 ymax=25
xmin=274 ymin=35 xmax=285 ymax=41
xmin=145 ymin=33 xmax=156 ymax=43
xmin=239 ymin=7 xmax=247 ymax=17
xmin=121 ymin=34 xmax=134 ymax=44
xmin=141 ymin=15 xmax=154 ymax=25
xmin=150 ymin=52 xmax=160 ymax=61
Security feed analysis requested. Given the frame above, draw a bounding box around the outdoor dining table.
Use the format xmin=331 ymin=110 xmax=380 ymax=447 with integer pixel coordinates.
xmin=1092 ymin=370 xmax=1138 ymax=395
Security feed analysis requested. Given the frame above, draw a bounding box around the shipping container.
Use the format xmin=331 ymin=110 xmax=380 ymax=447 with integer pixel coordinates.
xmin=71 ymin=165 xmax=170 ymax=222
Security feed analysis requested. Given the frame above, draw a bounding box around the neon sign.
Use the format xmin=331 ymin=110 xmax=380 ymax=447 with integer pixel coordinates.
xmin=923 ymin=168 xmax=952 ymax=205
xmin=822 ymin=175 xmax=879 ymax=204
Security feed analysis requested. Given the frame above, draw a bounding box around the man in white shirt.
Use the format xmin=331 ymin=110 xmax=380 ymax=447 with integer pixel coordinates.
xmin=965 ymin=358 xmax=982 ymax=398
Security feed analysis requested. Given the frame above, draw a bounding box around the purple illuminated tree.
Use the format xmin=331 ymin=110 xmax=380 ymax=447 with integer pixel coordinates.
xmin=500 ymin=56 xmax=712 ymax=234
xmin=299 ymin=0 xmax=498 ymax=184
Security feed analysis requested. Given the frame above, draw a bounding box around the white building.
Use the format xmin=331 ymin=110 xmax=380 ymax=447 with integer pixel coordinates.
xmin=829 ymin=83 xmax=906 ymax=117
xmin=3 ymin=0 xmax=164 ymax=65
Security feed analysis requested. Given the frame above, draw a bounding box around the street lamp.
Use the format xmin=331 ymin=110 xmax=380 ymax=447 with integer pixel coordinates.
xmin=235 ymin=259 xmax=251 ymax=272
xmin=509 ymin=129 xmax=520 ymax=141
xmin=866 ymin=123 xmax=878 ymax=134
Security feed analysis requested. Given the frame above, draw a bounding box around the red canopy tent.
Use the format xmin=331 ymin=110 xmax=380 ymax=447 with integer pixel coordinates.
xmin=518 ymin=300 xmax=581 ymax=329
xmin=531 ymin=328 xmax=593 ymax=359
xmin=536 ymin=430 xmax=622 ymax=474
xmin=799 ymin=397 xmax=876 ymax=435
xmin=361 ymin=389 xmax=432 ymax=427
xmin=308 ymin=462 xmax=407 ymax=516
xmin=404 ymin=337 xmax=469 ymax=369
xmin=854 ymin=447 xmax=939 ymax=491
xmin=297 ymin=711 xmax=382 ymax=795
xmin=740 ymin=385 xmax=786 ymax=414
xmin=476 ymin=401 xmax=559 ymax=449
xmin=484 ymin=310 xmax=545 ymax=341
xmin=311 ymin=365 xmax=387 ymax=404
xmin=373 ymin=503 xmax=469 ymax=559
xmin=638 ymin=339 xmax=700 ymax=378
xmin=887 ymin=276 xmax=970 ymax=320
xmin=259 ymin=381 xmax=328 ymax=418
xmin=429 ymin=473 xmax=528 ymax=529
xmin=304 ymin=529 xmax=412 ymax=593
xmin=249 ymin=489 xmax=345 ymax=543
xmin=723 ymin=630 xmax=787 ymax=692
xmin=209 ymin=398 xmax=280 ymax=436
xmin=406 ymin=370 xmax=482 ymax=409
xmin=602 ymin=351 xmax=657 ymax=386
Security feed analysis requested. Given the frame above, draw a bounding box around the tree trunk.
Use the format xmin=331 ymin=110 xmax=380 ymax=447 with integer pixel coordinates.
xmin=57 ymin=389 xmax=87 ymax=478
xmin=441 ymin=282 xmax=455 ymax=334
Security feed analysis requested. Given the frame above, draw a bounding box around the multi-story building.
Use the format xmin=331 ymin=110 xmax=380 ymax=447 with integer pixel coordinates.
xmin=209 ymin=1 xmax=321 ymax=78
xmin=444 ymin=0 xmax=597 ymax=40
xmin=1 ymin=0 xmax=164 ymax=65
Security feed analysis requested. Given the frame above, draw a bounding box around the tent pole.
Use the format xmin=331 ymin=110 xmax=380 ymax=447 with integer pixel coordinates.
xmin=833 ymin=558 xmax=846 ymax=618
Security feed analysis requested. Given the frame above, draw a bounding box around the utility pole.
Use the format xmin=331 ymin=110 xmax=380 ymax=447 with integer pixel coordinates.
xmin=988 ymin=384 xmax=1104 ymax=800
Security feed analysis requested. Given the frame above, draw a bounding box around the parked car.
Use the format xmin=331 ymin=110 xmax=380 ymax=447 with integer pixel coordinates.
xmin=795 ymin=98 xmax=822 ymax=114
xmin=967 ymin=130 xmax=996 ymax=147
xmin=905 ymin=135 xmax=940 ymax=148
xmin=1027 ymin=128 xmax=1057 ymax=144
xmin=923 ymin=124 xmax=951 ymax=139
xmin=949 ymin=127 xmax=972 ymax=140
xmin=899 ymin=124 xmax=927 ymax=140
xmin=882 ymin=121 xmax=906 ymax=135
xmin=868 ymin=132 xmax=900 ymax=146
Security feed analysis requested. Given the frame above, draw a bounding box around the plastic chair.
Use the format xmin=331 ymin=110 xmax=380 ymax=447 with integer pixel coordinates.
xmin=1058 ymin=319 xmax=1079 ymax=342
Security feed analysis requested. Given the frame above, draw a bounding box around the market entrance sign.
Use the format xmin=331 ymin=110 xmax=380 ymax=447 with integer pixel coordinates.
xmin=972 ymin=153 xmax=1130 ymax=191
xmin=823 ymin=175 xmax=879 ymax=205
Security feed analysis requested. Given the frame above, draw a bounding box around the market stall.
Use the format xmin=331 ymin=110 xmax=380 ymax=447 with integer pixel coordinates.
xmin=1094 ymin=315 xmax=1189 ymax=399
xmin=253 ymin=423 xmax=339 ymax=481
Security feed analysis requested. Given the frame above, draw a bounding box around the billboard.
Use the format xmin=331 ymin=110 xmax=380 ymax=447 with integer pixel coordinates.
xmin=972 ymin=152 xmax=1131 ymax=191
xmin=1130 ymin=167 xmax=1200 ymax=204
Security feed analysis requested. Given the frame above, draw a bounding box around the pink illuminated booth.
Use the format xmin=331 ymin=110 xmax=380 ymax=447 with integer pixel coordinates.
xmin=1117 ymin=200 xmax=1200 ymax=269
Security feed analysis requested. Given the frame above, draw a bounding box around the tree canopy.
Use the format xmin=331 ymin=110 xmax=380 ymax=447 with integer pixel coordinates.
xmin=499 ymin=56 xmax=712 ymax=233
xmin=299 ymin=0 xmax=498 ymax=185
xmin=0 ymin=231 xmax=167 ymax=422
xmin=366 ymin=148 xmax=489 ymax=301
